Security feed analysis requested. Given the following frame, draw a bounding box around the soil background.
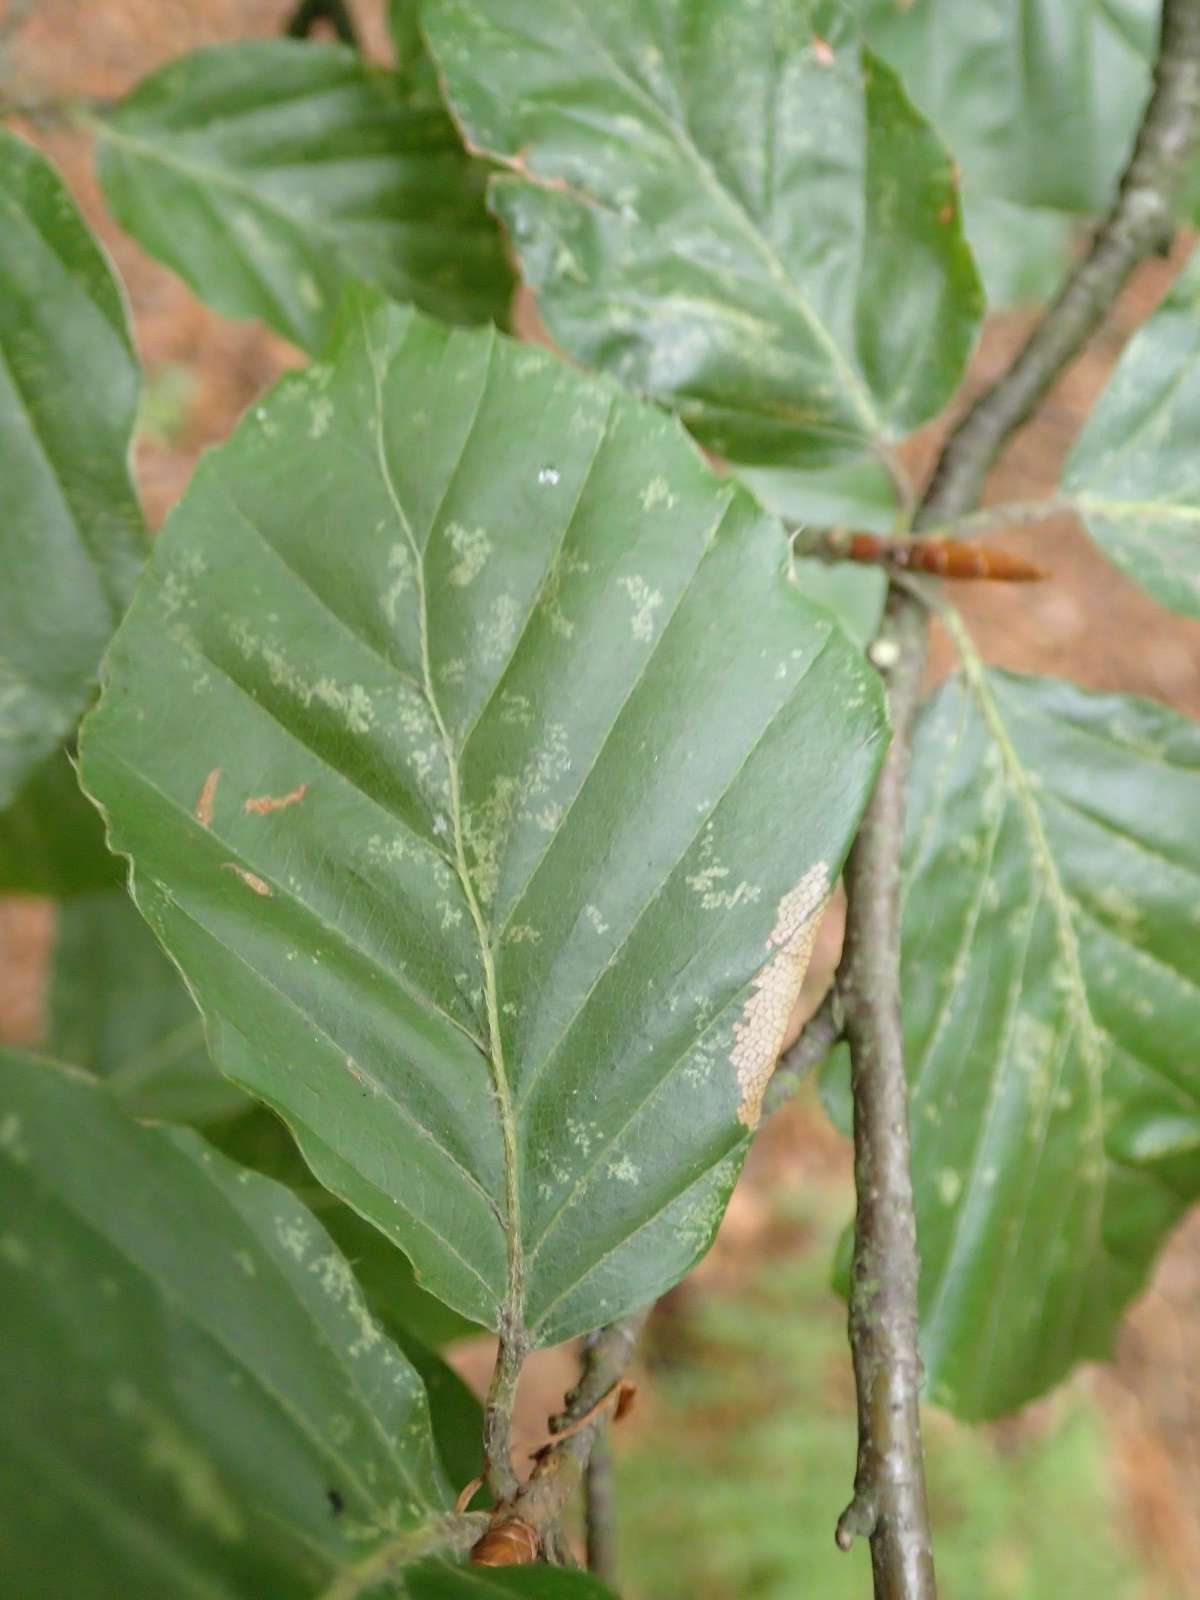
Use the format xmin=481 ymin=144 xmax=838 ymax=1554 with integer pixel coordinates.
xmin=3 ymin=2 xmax=1200 ymax=1593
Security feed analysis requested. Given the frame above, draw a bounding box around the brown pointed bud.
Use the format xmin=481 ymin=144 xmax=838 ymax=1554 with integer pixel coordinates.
xmin=470 ymin=1517 xmax=540 ymax=1567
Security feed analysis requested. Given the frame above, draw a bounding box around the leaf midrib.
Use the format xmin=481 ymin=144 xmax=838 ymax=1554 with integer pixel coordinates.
xmin=360 ymin=308 xmax=526 ymax=1339
xmin=1075 ymin=491 xmax=1200 ymax=524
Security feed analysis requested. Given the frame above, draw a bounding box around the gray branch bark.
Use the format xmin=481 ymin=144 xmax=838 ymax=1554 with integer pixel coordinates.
xmin=583 ymin=1424 xmax=619 ymax=1583
xmin=833 ymin=5 xmax=1200 ymax=1596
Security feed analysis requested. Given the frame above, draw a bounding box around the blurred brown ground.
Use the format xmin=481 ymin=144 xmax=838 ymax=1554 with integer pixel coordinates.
xmin=2 ymin=2 xmax=1200 ymax=1591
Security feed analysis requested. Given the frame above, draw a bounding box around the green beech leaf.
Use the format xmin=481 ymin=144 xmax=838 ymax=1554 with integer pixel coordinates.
xmin=405 ymin=1562 xmax=616 ymax=1598
xmin=0 ymin=746 xmax=122 ymax=894
xmin=856 ymin=0 xmax=1156 ymax=302
xmin=0 ymin=131 xmax=146 ymax=807
xmin=94 ymin=40 xmax=513 ymax=352
xmin=0 ymin=1048 xmax=465 ymax=1597
xmin=46 ymin=888 xmax=253 ymax=1126
xmin=1063 ymin=248 xmax=1200 ymax=620
xmin=213 ymin=1105 xmax=485 ymax=1348
xmin=79 ymin=290 xmax=887 ymax=1347
xmin=423 ymin=0 xmax=982 ymax=469
xmin=902 ymin=665 xmax=1200 ymax=1418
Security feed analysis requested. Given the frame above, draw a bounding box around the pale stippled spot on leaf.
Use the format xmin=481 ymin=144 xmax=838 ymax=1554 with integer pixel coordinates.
xmin=309 ymin=395 xmax=334 ymax=439
xmin=230 ymin=620 xmax=376 ymax=735
xmin=444 ymin=522 xmax=493 ymax=587
xmin=618 ymin=574 xmax=664 ymax=641
xmin=731 ymin=862 xmax=830 ymax=1129
xmin=383 ymin=542 xmax=417 ymax=622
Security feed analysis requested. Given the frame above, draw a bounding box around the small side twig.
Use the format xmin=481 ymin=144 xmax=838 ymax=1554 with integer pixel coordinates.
xmin=284 ymin=0 xmax=358 ymax=46
xmin=833 ymin=5 xmax=1200 ymax=1598
xmin=835 ymin=591 xmax=934 ymax=1596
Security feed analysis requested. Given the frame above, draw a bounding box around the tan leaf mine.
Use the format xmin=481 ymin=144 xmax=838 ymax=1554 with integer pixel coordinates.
xmin=195 ymin=767 xmax=222 ymax=828
xmin=730 ymin=862 xmax=831 ymax=1128
xmin=222 ymin=863 xmax=272 ymax=897
xmin=243 ymin=782 xmax=308 ymax=815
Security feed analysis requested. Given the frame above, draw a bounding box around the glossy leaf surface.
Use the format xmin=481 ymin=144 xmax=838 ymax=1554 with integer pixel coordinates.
xmin=80 ymin=292 xmax=887 ymax=1347
xmin=425 ymin=0 xmax=982 ymax=467
xmin=1064 ymin=248 xmax=1200 ymax=620
xmin=95 ymin=41 xmax=513 ymax=352
xmin=0 ymin=1049 xmax=456 ymax=1597
xmin=0 ymin=131 xmax=145 ymax=807
xmin=902 ymin=666 xmax=1200 ymax=1417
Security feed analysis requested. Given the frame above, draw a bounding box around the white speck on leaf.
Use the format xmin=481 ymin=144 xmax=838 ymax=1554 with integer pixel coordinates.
xmin=607 ymin=1156 xmax=639 ymax=1183
xmin=936 ymin=1169 xmax=962 ymax=1206
xmin=619 ymin=574 xmax=664 ymax=641
xmin=640 ymin=476 xmax=679 ymax=512
xmin=308 ymin=396 xmax=333 ymax=439
xmin=274 ymin=1214 xmax=310 ymax=1262
xmin=445 ymin=521 xmax=492 ymax=587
